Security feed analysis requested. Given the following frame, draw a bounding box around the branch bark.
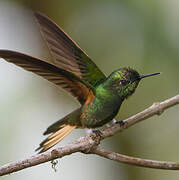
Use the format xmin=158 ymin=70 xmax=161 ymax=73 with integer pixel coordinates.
xmin=0 ymin=95 xmax=179 ymax=176
xmin=92 ymin=147 xmax=179 ymax=170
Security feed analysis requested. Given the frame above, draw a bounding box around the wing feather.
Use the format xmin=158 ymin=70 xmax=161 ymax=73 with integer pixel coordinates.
xmin=0 ymin=50 xmax=93 ymax=104
xmin=34 ymin=12 xmax=106 ymax=86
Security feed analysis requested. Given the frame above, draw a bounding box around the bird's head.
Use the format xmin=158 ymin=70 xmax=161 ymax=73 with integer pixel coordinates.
xmin=104 ymin=67 xmax=160 ymax=100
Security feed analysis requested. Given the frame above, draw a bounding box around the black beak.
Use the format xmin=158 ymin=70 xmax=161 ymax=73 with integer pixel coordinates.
xmin=140 ymin=72 xmax=160 ymax=79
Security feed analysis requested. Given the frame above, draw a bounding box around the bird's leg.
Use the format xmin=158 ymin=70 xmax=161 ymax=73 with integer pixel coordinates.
xmin=105 ymin=119 xmax=117 ymax=127
xmin=111 ymin=119 xmax=117 ymax=125
xmin=107 ymin=119 xmax=125 ymax=127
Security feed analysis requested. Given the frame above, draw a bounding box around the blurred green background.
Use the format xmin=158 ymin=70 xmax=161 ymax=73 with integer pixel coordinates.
xmin=0 ymin=0 xmax=178 ymax=179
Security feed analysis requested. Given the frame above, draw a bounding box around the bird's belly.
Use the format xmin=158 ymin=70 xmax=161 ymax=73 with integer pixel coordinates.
xmin=81 ymin=99 xmax=121 ymax=128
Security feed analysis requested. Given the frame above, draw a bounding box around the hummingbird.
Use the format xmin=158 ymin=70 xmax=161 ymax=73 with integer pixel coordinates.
xmin=0 ymin=12 xmax=160 ymax=153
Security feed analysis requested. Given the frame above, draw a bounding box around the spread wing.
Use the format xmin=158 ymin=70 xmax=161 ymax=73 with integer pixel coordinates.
xmin=34 ymin=12 xmax=106 ymax=87
xmin=0 ymin=50 xmax=94 ymax=104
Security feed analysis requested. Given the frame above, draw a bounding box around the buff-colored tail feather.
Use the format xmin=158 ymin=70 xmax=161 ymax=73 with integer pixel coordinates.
xmin=36 ymin=125 xmax=76 ymax=153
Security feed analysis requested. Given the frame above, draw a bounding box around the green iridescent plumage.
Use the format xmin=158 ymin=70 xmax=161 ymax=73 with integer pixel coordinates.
xmin=0 ymin=12 xmax=160 ymax=153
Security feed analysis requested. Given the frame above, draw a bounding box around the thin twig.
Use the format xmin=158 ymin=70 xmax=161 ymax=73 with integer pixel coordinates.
xmin=0 ymin=95 xmax=179 ymax=176
xmin=92 ymin=147 xmax=179 ymax=170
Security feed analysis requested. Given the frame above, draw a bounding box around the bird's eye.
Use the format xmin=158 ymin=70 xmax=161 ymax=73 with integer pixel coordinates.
xmin=120 ymin=80 xmax=128 ymax=86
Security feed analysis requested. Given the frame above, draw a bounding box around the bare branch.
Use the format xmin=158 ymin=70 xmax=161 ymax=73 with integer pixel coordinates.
xmin=92 ymin=147 xmax=179 ymax=170
xmin=0 ymin=136 xmax=98 ymax=176
xmin=0 ymin=95 xmax=179 ymax=176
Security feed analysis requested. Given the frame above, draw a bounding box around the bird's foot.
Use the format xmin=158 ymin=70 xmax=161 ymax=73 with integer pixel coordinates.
xmin=92 ymin=129 xmax=102 ymax=137
xmin=115 ymin=120 xmax=125 ymax=127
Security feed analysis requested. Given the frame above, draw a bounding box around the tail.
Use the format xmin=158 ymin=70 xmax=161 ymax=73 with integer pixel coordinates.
xmin=36 ymin=109 xmax=80 ymax=153
xmin=36 ymin=125 xmax=76 ymax=153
